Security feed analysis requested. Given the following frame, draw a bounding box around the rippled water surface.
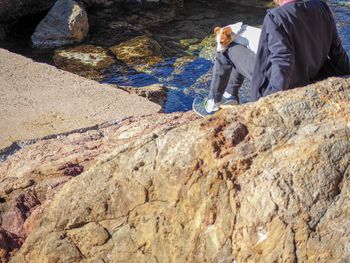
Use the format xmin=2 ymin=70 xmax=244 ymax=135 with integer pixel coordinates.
xmin=103 ymin=1 xmax=350 ymax=113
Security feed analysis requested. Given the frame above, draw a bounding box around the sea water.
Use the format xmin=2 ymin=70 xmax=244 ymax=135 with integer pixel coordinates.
xmin=102 ymin=1 xmax=350 ymax=113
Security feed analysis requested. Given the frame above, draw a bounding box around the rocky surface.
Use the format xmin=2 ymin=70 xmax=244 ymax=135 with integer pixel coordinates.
xmin=0 ymin=48 xmax=161 ymax=150
xmin=53 ymin=45 xmax=115 ymax=80
xmin=31 ymin=0 xmax=89 ymax=48
xmin=0 ymin=77 xmax=349 ymax=262
xmin=110 ymin=36 xmax=164 ymax=72
xmin=120 ymin=84 xmax=169 ymax=107
xmin=0 ymin=112 xmax=198 ymax=262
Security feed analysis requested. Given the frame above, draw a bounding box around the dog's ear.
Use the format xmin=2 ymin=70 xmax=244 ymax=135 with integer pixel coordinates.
xmin=214 ymin=27 xmax=221 ymax=35
xmin=223 ymin=27 xmax=232 ymax=36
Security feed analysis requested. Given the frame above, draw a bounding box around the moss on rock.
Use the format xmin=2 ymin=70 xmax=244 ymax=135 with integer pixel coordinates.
xmin=110 ymin=36 xmax=164 ymax=72
xmin=53 ymin=45 xmax=115 ymax=80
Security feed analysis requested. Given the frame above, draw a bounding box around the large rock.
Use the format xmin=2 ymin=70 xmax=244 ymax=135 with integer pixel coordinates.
xmin=0 ymin=112 xmax=197 ymax=262
xmin=31 ymin=0 xmax=89 ymax=48
xmin=3 ymin=77 xmax=350 ymax=262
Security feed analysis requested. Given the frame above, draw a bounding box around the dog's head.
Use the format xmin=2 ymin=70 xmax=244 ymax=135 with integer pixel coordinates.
xmin=214 ymin=26 xmax=235 ymax=52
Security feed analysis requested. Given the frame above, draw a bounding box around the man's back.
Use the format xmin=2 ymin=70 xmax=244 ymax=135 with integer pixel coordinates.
xmin=251 ymin=0 xmax=350 ymax=100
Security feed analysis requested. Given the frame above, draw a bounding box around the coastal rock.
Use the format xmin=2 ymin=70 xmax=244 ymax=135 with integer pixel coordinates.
xmin=31 ymin=0 xmax=89 ymax=48
xmin=89 ymin=21 xmax=145 ymax=47
xmin=120 ymin=84 xmax=168 ymax=107
xmin=198 ymin=34 xmax=216 ymax=61
xmin=3 ymin=77 xmax=350 ymax=262
xmin=110 ymin=35 xmax=163 ymax=72
xmin=53 ymin=45 xmax=115 ymax=80
xmin=0 ymin=112 xmax=198 ymax=262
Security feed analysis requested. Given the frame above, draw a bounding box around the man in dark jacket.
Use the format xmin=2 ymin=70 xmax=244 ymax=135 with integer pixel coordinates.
xmin=204 ymin=0 xmax=350 ymax=113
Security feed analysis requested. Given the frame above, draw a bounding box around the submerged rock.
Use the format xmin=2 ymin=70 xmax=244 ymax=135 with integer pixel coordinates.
xmin=198 ymin=34 xmax=216 ymax=61
xmin=2 ymin=77 xmax=350 ymax=262
xmin=110 ymin=35 xmax=163 ymax=72
xmin=53 ymin=45 xmax=115 ymax=80
xmin=31 ymin=0 xmax=89 ymax=48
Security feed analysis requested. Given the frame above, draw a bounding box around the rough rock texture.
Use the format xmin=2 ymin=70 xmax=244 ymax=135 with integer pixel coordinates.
xmin=0 ymin=112 xmax=198 ymax=262
xmin=120 ymin=84 xmax=169 ymax=107
xmin=53 ymin=45 xmax=115 ymax=80
xmin=0 ymin=48 xmax=161 ymax=150
xmin=110 ymin=36 xmax=163 ymax=72
xmin=31 ymin=0 xmax=89 ymax=48
xmin=2 ymin=77 xmax=349 ymax=262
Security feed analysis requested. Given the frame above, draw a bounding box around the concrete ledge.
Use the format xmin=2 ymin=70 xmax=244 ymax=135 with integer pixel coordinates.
xmin=0 ymin=48 xmax=161 ymax=149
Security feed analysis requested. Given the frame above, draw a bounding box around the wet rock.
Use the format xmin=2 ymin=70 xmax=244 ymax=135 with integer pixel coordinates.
xmin=4 ymin=77 xmax=350 ymax=262
xmin=110 ymin=35 xmax=163 ymax=72
xmin=198 ymin=34 xmax=216 ymax=61
xmin=32 ymin=0 xmax=89 ymax=48
xmin=179 ymin=38 xmax=201 ymax=48
xmin=53 ymin=45 xmax=115 ymax=80
xmin=121 ymin=84 xmax=168 ymax=107
xmin=89 ymin=21 xmax=145 ymax=47
xmin=86 ymin=0 xmax=183 ymax=48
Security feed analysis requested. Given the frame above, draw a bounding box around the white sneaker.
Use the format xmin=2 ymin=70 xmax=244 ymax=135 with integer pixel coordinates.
xmin=204 ymin=98 xmax=219 ymax=113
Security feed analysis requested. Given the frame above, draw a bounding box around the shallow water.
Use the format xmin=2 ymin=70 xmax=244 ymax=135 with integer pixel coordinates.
xmin=103 ymin=1 xmax=350 ymax=113
xmin=332 ymin=0 xmax=350 ymax=54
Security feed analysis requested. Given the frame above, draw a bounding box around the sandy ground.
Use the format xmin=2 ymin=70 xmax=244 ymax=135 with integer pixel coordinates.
xmin=0 ymin=48 xmax=161 ymax=150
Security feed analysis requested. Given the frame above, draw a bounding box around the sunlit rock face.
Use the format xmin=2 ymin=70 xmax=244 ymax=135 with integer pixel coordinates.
xmin=1 ymin=77 xmax=349 ymax=262
xmin=31 ymin=0 xmax=89 ymax=48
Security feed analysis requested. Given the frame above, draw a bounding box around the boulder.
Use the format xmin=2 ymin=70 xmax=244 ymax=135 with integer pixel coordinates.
xmin=31 ymin=0 xmax=89 ymax=48
xmin=2 ymin=77 xmax=350 ymax=262
xmin=53 ymin=45 xmax=115 ymax=80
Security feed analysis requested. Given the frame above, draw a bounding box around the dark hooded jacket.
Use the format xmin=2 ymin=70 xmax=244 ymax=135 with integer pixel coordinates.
xmin=251 ymin=0 xmax=350 ymax=101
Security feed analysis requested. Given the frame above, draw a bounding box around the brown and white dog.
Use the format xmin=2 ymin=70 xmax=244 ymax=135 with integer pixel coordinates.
xmin=214 ymin=22 xmax=261 ymax=54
